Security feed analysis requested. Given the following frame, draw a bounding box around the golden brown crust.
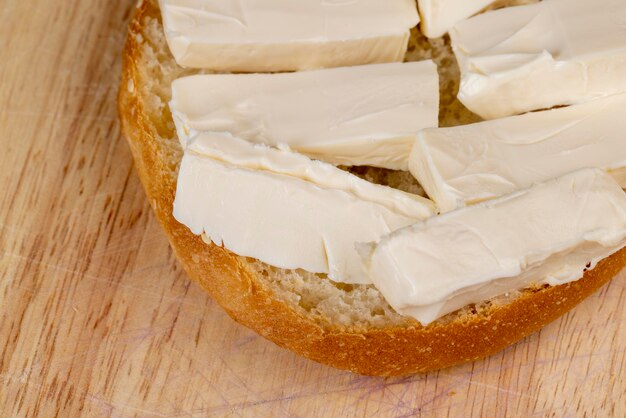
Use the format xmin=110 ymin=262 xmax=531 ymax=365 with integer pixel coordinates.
xmin=118 ymin=0 xmax=626 ymax=376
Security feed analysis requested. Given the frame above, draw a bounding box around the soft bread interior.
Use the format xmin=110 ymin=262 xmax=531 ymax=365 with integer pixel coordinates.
xmin=132 ymin=0 xmax=551 ymax=331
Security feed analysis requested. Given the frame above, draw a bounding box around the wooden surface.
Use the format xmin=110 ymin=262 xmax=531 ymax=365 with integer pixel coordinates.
xmin=0 ymin=0 xmax=624 ymax=416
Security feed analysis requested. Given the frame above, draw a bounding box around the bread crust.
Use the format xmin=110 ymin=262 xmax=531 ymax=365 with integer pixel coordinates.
xmin=118 ymin=0 xmax=626 ymax=376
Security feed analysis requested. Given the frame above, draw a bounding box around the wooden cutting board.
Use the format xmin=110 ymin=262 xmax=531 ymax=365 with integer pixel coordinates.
xmin=1 ymin=0 xmax=624 ymax=416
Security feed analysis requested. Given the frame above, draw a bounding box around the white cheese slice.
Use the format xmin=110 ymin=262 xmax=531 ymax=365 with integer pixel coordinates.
xmin=451 ymin=0 xmax=626 ymax=119
xmin=159 ymin=0 xmax=419 ymax=72
xmin=173 ymin=133 xmax=436 ymax=284
xmin=170 ymin=62 xmax=439 ymax=170
xmin=360 ymin=169 xmax=626 ymax=325
xmin=409 ymin=93 xmax=626 ymax=213
xmin=418 ymin=0 xmax=495 ymax=39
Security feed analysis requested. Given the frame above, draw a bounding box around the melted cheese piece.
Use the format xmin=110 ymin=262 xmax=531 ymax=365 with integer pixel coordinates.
xmin=159 ymin=0 xmax=419 ymax=71
xmin=360 ymin=169 xmax=626 ymax=325
xmin=171 ymin=62 xmax=439 ymax=170
xmin=410 ymin=93 xmax=626 ymax=213
xmin=173 ymin=133 xmax=435 ymax=284
xmin=451 ymin=0 xmax=626 ymax=119
xmin=418 ymin=0 xmax=495 ymax=38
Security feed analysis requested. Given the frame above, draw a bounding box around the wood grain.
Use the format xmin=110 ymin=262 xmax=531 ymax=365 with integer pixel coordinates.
xmin=0 ymin=0 xmax=624 ymax=416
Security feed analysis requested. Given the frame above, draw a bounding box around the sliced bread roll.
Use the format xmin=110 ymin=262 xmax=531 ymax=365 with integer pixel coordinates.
xmin=118 ymin=0 xmax=626 ymax=376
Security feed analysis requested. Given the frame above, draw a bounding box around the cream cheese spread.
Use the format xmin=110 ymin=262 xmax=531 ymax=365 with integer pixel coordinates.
xmin=418 ymin=0 xmax=495 ymax=38
xmin=409 ymin=93 xmax=626 ymax=213
xmin=359 ymin=169 xmax=626 ymax=325
xmin=170 ymin=62 xmax=439 ymax=170
xmin=451 ymin=0 xmax=626 ymax=119
xmin=159 ymin=0 xmax=419 ymax=72
xmin=173 ymin=133 xmax=436 ymax=284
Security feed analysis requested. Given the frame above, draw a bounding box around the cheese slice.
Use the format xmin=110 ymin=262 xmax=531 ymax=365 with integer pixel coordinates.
xmin=409 ymin=93 xmax=626 ymax=213
xmin=159 ymin=0 xmax=419 ymax=72
xmin=451 ymin=0 xmax=626 ymax=119
xmin=170 ymin=62 xmax=439 ymax=170
xmin=360 ymin=169 xmax=626 ymax=325
xmin=173 ymin=133 xmax=435 ymax=284
xmin=418 ymin=0 xmax=495 ymax=39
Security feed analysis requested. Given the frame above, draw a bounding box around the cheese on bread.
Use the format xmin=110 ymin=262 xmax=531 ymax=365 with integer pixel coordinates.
xmin=410 ymin=93 xmax=626 ymax=212
xmin=173 ymin=133 xmax=435 ymax=284
xmin=170 ymin=62 xmax=439 ymax=170
xmin=361 ymin=169 xmax=626 ymax=325
xmin=451 ymin=0 xmax=626 ymax=119
xmin=160 ymin=0 xmax=419 ymax=72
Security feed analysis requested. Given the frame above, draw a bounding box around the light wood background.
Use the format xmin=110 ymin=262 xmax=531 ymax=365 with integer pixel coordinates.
xmin=1 ymin=0 xmax=624 ymax=416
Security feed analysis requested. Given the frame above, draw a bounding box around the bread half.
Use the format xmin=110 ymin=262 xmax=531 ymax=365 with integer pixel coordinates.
xmin=118 ymin=0 xmax=626 ymax=376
